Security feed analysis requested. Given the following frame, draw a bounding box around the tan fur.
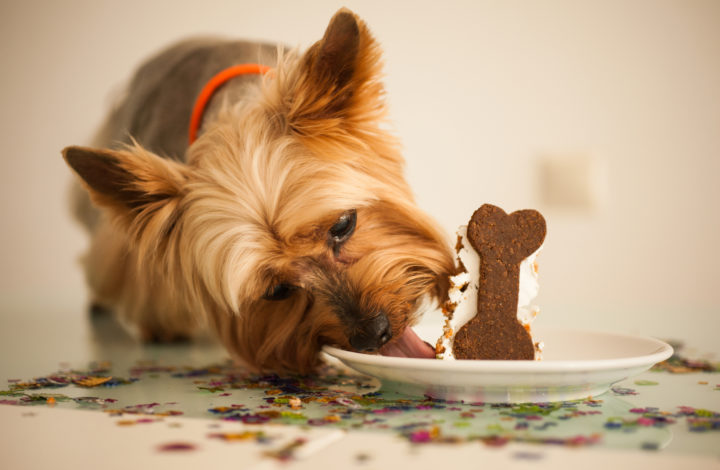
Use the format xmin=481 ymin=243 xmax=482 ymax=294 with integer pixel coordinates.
xmin=64 ymin=9 xmax=454 ymax=373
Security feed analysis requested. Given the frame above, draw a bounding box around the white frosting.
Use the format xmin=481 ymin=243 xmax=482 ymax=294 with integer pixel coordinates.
xmin=437 ymin=225 xmax=543 ymax=360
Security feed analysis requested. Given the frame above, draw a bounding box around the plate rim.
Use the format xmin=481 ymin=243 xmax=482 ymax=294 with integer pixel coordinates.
xmin=322 ymin=327 xmax=674 ymax=373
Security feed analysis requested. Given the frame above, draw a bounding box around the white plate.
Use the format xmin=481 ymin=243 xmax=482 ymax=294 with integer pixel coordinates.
xmin=322 ymin=326 xmax=673 ymax=403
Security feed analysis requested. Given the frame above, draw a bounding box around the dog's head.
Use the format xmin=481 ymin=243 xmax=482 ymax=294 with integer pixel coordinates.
xmin=63 ymin=9 xmax=454 ymax=373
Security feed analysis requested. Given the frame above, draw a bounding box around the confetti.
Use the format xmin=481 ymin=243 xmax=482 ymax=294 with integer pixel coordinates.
xmin=263 ymin=438 xmax=306 ymax=461
xmin=208 ymin=431 xmax=273 ymax=443
xmin=687 ymin=417 xmax=720 ymax=432
xmin=115 ymin=417 xmax=162 ymax=426
xmin=157 ymin=442 xmax=197 ymax=452
xmin=73 ymin=377 xmax=113 ymax=388
xmin=20 ymin=393 xmax=71 ymax=404
xmin=141 ymin=362 xmax=720 ymax=448
xmin=651 ymin=346 xmax=720 ymax=373
xmin=604 ymin=406 xmax=720 ymax=435
xmin=634 ymin=380 xmax=658 ymax=386
xmin=355 ymin=452 xmax=371 ymax=463
xmin=512 ymin=451 xmax=544 ymax=460
xmin=4 ymin=363 xmax=137 ymax=393
xmin=208 ymin=405 xmax=248 ymax=414
xmin=73 ymin=396 xmax=117 ymax=406
xmin=5 ymin=356 xmax=718 ymax=454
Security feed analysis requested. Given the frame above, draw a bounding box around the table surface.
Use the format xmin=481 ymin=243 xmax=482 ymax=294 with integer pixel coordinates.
xmin=1 ymin=311 xmax=718 ymax=470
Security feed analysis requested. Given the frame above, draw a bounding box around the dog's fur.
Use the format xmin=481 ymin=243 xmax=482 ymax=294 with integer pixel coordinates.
xmin=63 ymin=9 xmax=454 ymax=373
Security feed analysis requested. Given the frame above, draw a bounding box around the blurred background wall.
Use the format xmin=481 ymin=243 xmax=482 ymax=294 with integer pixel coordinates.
xmin=1 ymin=0 xmax=718 ymax=350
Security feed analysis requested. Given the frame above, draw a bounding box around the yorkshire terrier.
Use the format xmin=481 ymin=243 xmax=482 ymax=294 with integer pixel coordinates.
xmin=63 ymin=8 xmax=454 ymax=373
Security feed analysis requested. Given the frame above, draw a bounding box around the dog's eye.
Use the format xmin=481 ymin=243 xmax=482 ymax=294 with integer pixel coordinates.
xmin=329 ymin=209 xmax=357 ymax=244
xmin=263 ymin=283 xmax=297 ymax=301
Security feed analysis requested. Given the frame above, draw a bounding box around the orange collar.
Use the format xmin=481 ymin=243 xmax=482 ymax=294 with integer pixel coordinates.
xmin=188 ymin=63 xmax=272 ymax=145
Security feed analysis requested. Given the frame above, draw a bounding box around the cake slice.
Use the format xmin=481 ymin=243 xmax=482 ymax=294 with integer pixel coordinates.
xmin=436 ymin=204 xmax=546 ymax=360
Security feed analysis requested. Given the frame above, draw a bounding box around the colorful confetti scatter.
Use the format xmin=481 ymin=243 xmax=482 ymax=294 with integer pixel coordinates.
xmin=3 ymin=357 xmax=718 ymax=454
xmin=651 ymin=344 xmax=720 ymax=373
xmin=604 ymin=406 xmax=720 ymax=433
xmin=4 ymin=362 xmax=136 ymax=394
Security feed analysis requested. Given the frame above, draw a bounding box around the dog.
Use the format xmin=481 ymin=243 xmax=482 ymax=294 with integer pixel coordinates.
xmin=63 ymin=8 xmax=454 ymax=373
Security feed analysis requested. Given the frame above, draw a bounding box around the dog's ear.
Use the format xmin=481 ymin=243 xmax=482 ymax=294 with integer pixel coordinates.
xmin=285 ymin=8 xmax=384 ymax=133
xmin=63 ymin=145 xmax=187 ymax=211
xmin=309 ymin=8 xmax=362 ymax=94
xmin=63 ymin=145 xmax=188 ymax=248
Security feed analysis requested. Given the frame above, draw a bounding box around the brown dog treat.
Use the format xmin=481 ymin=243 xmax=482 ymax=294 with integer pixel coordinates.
xmin=453 ymin=204 xmax=546 ymax=360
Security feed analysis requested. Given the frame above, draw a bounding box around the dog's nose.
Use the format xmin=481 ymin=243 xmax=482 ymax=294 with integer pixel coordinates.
xmin=349 ymin=312 xmax=393 ymax=352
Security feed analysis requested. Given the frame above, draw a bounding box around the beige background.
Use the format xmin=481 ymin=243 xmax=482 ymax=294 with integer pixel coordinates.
xmin=1 ymin=0 xmax=718 ymax=351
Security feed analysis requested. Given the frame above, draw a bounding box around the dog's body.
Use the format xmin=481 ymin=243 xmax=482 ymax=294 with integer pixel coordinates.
xmin=66 ymin=9 xmax=454 ymax=373
xmin=91 ymin=39 xmax=279 ymax=164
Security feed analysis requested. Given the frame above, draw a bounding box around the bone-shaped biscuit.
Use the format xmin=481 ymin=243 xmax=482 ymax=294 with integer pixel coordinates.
xmin=453 ymin=204 xmax=546 ymax=360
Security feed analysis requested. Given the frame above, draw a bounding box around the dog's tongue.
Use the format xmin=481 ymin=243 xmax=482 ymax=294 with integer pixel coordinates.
xmin=379 ymin=327 xmax=435 ymax=359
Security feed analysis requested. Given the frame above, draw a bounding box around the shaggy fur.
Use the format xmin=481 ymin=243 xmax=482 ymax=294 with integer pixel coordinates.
xmin=64 ymin=9 xmax=454 ymax=373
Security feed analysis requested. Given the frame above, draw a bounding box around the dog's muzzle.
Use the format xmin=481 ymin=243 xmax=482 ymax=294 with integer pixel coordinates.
xmin=348 ymin=312 xmax=392 ymax=352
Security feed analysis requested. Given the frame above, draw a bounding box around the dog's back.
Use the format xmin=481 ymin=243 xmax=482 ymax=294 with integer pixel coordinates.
xmin=74 ymin=38 xmax=278 ymax=231
xmin=95 ymin=38 xmax=278 ymax=158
